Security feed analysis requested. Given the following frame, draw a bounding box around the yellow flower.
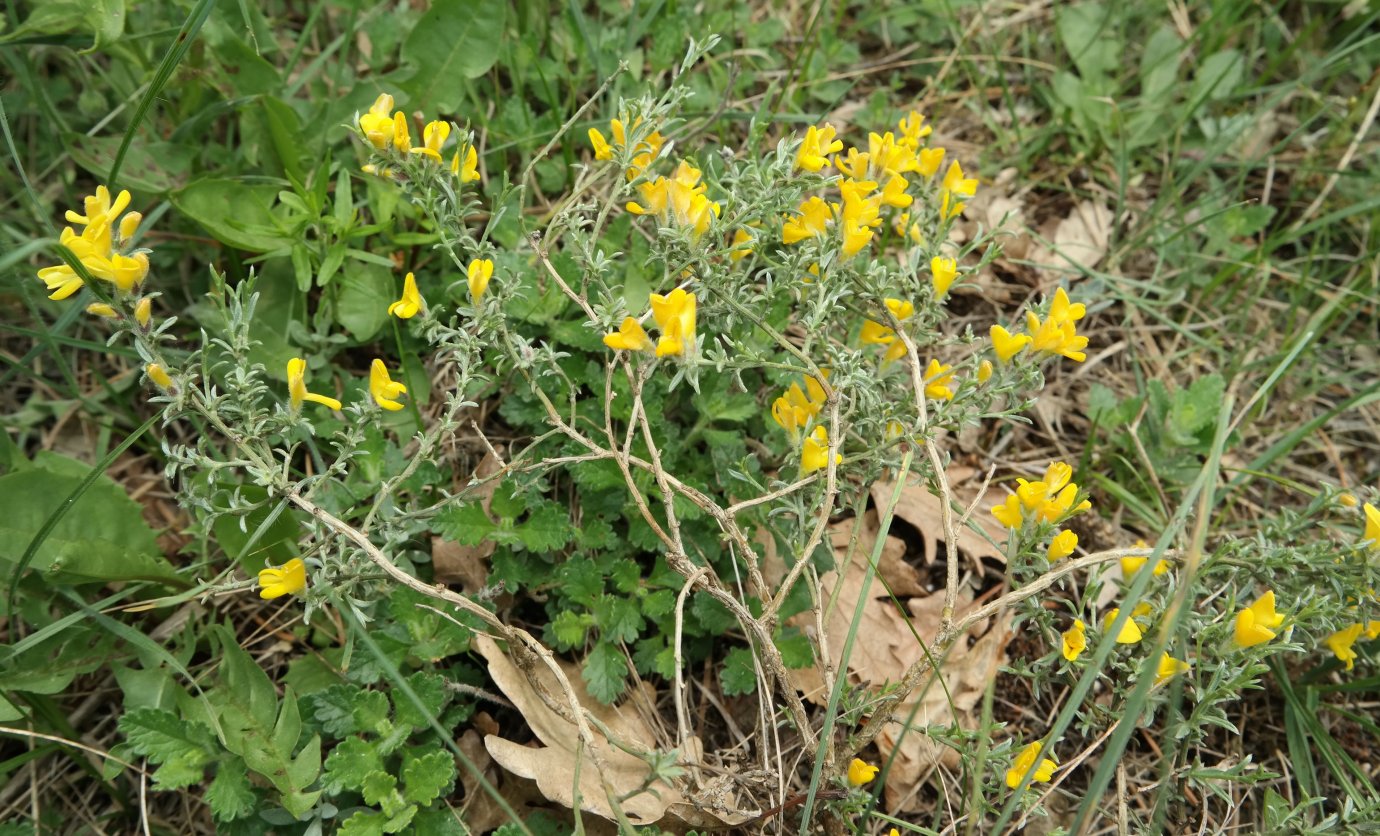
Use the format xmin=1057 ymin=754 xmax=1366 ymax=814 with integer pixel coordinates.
xmin=118 ymin=211 xmax=142 ymax=243
xmin=1048 ymin=529 xmax=1078 ymax=561
xmin=939 ymin=159 xmax=978 ymax=219
xmin=258 ymin=558 xmax=307 ymax=599
xmin=772 ymin=374 xmax=828 ymax=437
xmin=1154 ymin=653 xmax=1191 ymax=685
xmin=358 ymin=94 xmax=395 ymax=149
xmin=86 ymin=302 xmax=118 ymax=318
xmin=893 ymin=211 xmax=923 ymax=244
xmin=649 ymin=288 xmax=696 ymax=358
xmin=923 ymin=359 xmax=955 ymax=401
xmin=467 ymin=258 xmax=494 ymax=301
xmin=1062 ymin=619 xmax=1086 ymax=662
xmin=1121 ymin=540 xmax=1169 ymax=580
xmin=411 ymin=120 xmax=451 ymax=162
xmin=1338 ymin=491 xmax=1358 ymax=507
xmin=146 ymin=363 xmax=173 ymax=390
xmin=846 ymin=758 xmax=878 ymax=786
xmin=990 ymin=325 xmax=1032 ymax=363
xmin=1006 ymin=742 xmax=1056 ymax=789
xmin=286 ymin=357 xmax=342 ymax=412
xmin=915 ymin=146 xmax=946 ymax=178
xmin=1026 ymin=288 xmax=1089 ymax=362
xmin=603 ymin=317 xmax=652 ymax=352
xmin=589 ymin=118 xmax=663 ymax=178
xmin=897 ymin=110 xmax=932 ymax=149
xmin=450 ymin=144 xmax=481 ymax=183
xmin=588 ymin=126 xmax=614 ymax=160
xmin=388 ymin=272 xmax=424 ymax=319
xmin=369 ymin=359 xmax=408 ymax=412
xmin=992 ymin=494 xmax=1023 ymax=529
xmin=1102 ymin=608 xmax=1144 ymax=644
xmin=391 ymin=111 xmax=412 ymax=153
xmin=782 ymin=196 xmax=832 ymax=244
xmin=627 ymin=160 xmax=720 ymax=238
xmin=1042 ymin=461 xmax=1073 ymax=493
xmin=1325 ymin=624 xmax=1364 ymax=670
xmin=931 ymin=256 xmax=958 ymax=299
xmin=1233 ymin=591 xmax=1284 ymax=647
xmin=1038 ymin=482 xmax=1092 ymax=523
xmin=977 ymin=359 xmax=993 ymax=383
xmin=801 ymin=426 xmax=840 ymax=474
xmin=796 ymin=124 xmax=843 ymax=172
xmin=134 ymin=297 xmax=151 ymax=329
xmin=38 ymin=187 xmax=150 ymax=299
xmin=1364 ymin=503 xmax=1380 ymax=549
xmin=879 ymin=175 xmax=912 ymax=209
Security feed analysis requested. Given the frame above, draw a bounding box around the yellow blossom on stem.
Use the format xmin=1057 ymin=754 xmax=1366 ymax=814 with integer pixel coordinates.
xmin=977 ymin=359 xmax=993 ymax=383
xmin=87 ymin=302 xmax=118 ymax=318
xmin=134 ymin=297 xmax=152 ymax=329
xmin=467 ymin=258 xmax=494 ymax=301
xmin=359 ymin=94 xmax=395 ymax=149
xmin=1026 ymin=288 xmax=1089 ymax=362
xmin=603 ymin=317 xmax=652 ymax=352
xmin=879 ymin=175 xmax=912 ymax=209
xmin=847 ymin=758 xmax=878 ymax=787
xmin=1103 ymin=608 xmax=1144 ymax=644
xmin=388 ymin=272 xmax=424 ymax=319
xmin=931 ymin=256 xmax=958 ymax=299
xmin=369 ymin=359 xmax=408 ymax=412
xmin=801 ymin=426 xmax=840 ymax=474
xmin=118 ymin=211 xmax=142 ymax=243
xmin=923 ymin=359 xmax=955 ymax=401
xmin=1048 ymin=529 xmax=1078 ymax=561
xmin=796 ymin=124 xmax=843 ymax=172
xmin=897 ymin=110 xmax=932 ymax=149
xmin=146 ymin=363 xmax=173 ymax=390
xmin=939 ymin=159 xmax=978 ymax=219
xmin=990 ymin=325 xmax=1032 ymax=363
xmin=1154 ymin=653 xmax=1191 ymax=685
xmin=450 ymin=145 xmax=481 ymax=183
xmin=1062 ymin=619 xmax=1086 ymax=662
xmin=1006 ymin=742 xmax=1056 ymax=789
xmin=730 ymin=227 xmax=754 ymax=261
xmin=782 ymin=196 xmax=832 ymax=244
xmin=1233 ymin=590 xmax=1284 ymax=647
xmin=39 ymin=186 xmax=150 ymax=300
xmin=392 ymin=111 xmax=412 ymax=153
xmin=649 ymin=288 xmax=696 ymax=358
xmin=627 ymin=160 xmax=721 ymax=238
xmin=286 ymin=357 xmax=342 ymax=412
xmin=258 ymin=558 xmax=307 ymax=599
xmin=1364 ymin=503 xmax=1380 ymax=549
xmin=772 ymin=375 xmax=828 ymax=437
xmin=916 ymin=146 xmax=946 ymax=178
xmin=993 ymin=494 xmax=1024 ymax=529
xmin=1324 ymin=623 xmax=1364 ymax=670
xmin=1121 ymin=540 xmax=1169 ymax=579
xmin=411 ymin=120 xmax=451 ymax=162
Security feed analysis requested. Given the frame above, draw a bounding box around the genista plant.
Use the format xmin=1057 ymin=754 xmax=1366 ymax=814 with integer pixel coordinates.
xmin=37 ymin=37 xmax=1380 ymax=832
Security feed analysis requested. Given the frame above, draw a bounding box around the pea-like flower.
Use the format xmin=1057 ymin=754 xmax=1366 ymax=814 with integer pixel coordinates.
xmin=939 ymin=159 xmax=978 ymax=219
xmin=1025 ymin=288 xmax=1089 ymax=363
xmin=977 ymin=359 xmax=993 ymax=383
xmin=1102 ymin=608 xmax=1144 ymax=644
xmin=588 ymin=117 xmax=664 ymax=179
xmin=627 ymin=160 xmax=721 ymax=239
xmin=1233 ymin=590 xmax=1284 ymax=648
xmin=286 ymin=357 xmax=342 ymax=412
xmin=358 ymin=93 xmax=395 ymax=149
xmin=1154 ymin=653 xmax=1191 ymax=685
xmin=369 ymin=359 xmax=408 ymax=412
xmin=990 ymin=325 xmax=1032 ymax=363
xmin=923 ymin=359 xmax=955 ymax=401
xmin=801 ymin=426 xmax=840 ymax=474
xmin=450 ymin=145 xmax=480 ymax=183
xmin=1005 ymin=742 xmax=1056 ymax=789
xmin=860 ymin=298 xmax=915 ymax=364
xmin=258 ymin=558 xmax=307 ymax=599
xmin=134 ymin=297 xmax=152 ymax=329
xmin=388 ymin=272 xmax=424 ymax=319
xmin=897 ymin=110 xmax=932 ymax=149
xmin=649 ymin=288 xmax=696 ymax=358
xmin=1324 ymin=623 xmax=1364 ymax=670
xmin=146 ymin=363 xmax=173 ymax=390
xmin=931 ymin=256 xmax=958 ymax=299
xmin=1062 ymin=619 xmax=1086 ymax=662
xmin=603 ymin=317 xmax=652 ymax=352
xmin=796 ymin=124 xmax=843 ymax=172
xmin=411 ymin=120 xmax=451 ymax=162
xmin=772 ymin=373 xmax=828 ymax=438
xmin=1048 ymin=529 xmax=1078 ymax=561
xmin=1121 ymin=540 xmax=1169 ymax=579
xmin=87 ymin=303 xmax=118 ymax=318
xmin=846 ymin=758 xmax=878 ymax=787
xmin=467 ymin=258 xmax=494 ymax=301
xmin=782 ymin=196 xmax=832 ymax=244
xmin=392 ymin=111 xmax=412 ymax=153
xmin=38 ymin=186 xmax=150 ymax=300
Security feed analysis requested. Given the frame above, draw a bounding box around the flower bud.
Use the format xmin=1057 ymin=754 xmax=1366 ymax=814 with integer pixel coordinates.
xmin=134 ymin=297 xmax=152 ymax=329
xmin=86 ymin=303 xmax=118 ymax=318
xmin=146 ymin=363 xmax=173 ymax=390
xmin=118 ymin=211 xmax=142 ymax=243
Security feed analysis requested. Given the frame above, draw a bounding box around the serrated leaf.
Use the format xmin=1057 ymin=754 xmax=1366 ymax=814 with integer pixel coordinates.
xmin=206 ymin=760 xmax=257 ymax=822
xmin=550 ymin=610 xmax=592 ymax=650
xmin=401 ymin=749 xmax=455 ymax=806
xmin=306 ymin=684 xmax=367 ymax=736
xmin=323 ymin=736 xmax=384 ymax=793
xmin=721 ymin=647 xmax=758 ymax=696
xmin=774 ymin=628 xmax=815 ymax=669
xmin=118 ymin=708 xmax=213 ymax=767
xmin=392 ymin=671 xmax=450 ymax=731
xmin=384 ymin=587 xmax=471 ymax=662
xmin=352 ymin=689 xmax=390 ymax=735
xmin=361 ymin=770 xmax=409 ymax=818
xmin=556 ymin=557 xmax=604 ymax=607
xmin=516 ymin=503 xmax=574 ymax=553
xmin=582 ymin=641 xmax=628 ymax=704
xmin=593 ymin=595 xmax=644 ymax=644
xmin=339 ymin=809 xmax=388 ymax=836
xmin=691 ymin=591 xmax=736 ymax=635
xmin=431 ymin=503 xmax=496 ymax=547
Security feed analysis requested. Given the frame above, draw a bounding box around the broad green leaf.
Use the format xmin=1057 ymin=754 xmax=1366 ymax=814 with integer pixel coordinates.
xmin=593 ymin=595 xmax=643 ymax=644
xmin=0 ymin=459 xmax=176 ymax=585
xmin=0 ymin=628 xmax=116 ymax=695
xmin=432 ymin=502 xmax=497 ymax=546
xmin=171 ymin=178 xmax=298 ymax=252
xmin=2 ymin=0 xmax=124 ymax=50
xmin=402 ymin=0 xmax=507 ymax=111
xmin=515 ymin=502 xmax=574 ymax=553
xmin=1056 ymin=2 xmax=1119 ymax=80
xmin=721 ymin=647 xmax=758 ymax=696
xmin=66 ymin=136 xmax=192 ymax=194
xmin=1139 ymin=25 xmax=1183 ymax=101
xmin=323 ymin=736 xmax=384 ymax=793
xmin=774 ymin=628 xmax=815 ymax=669
xmin=582 ymin=640 xmax=627 ymax=704
xmin=336 ymin=262 xmax=393 ymax=340
xmin=401 ymin=749 xmax=455 ymax=806
xmin=206 ymin=759 xmax=258 ymax=822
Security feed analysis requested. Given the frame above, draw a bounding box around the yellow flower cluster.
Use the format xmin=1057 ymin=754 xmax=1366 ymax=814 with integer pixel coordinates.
xmin=1062 ymin=599 xmax=1191 ymax=686
xmin=358 ymin=93 xmax=479 ymax=182
xmin=992 ymin=460 xmax=1092 ymax=531
xmin=37 ymin=186 xmax=148 ymax=301
xmin=602 ymin=288 xmax=697 ymax=358
xmin=626 ymin=160 xmax=721 ymax=239
xmin=1005 ymin=742 xmax=1057 ymax=789
xmin=771 ymin=374 xmax=828 ymax=438
xmin=589 ymin=117 xmax=665 ymax=180
xmin=859 ymin=298 xmax=915 ymax=364
xmin=990 ymin=288 xmax=1088 ymax=364
xmin=285 ymin=356 xmax=407 ymax=415
xmin=1233 ymin=590 xmax=1285 ymax=648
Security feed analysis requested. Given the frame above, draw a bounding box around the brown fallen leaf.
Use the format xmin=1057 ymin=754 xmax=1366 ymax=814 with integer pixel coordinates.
xmin=871 ymin=466 xmax=1007 ymax=569
xmin=433 ymin=451 xmax=503 ymax=590
xmin=1026 ymin=199 xmax=1114 ymax=278
xmin=474 ymin=635 xmax=753 ymax=828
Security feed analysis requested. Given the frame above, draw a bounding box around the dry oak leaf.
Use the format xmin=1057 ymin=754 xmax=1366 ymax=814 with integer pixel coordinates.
xmin=1026 ymin=199 xmax=1114 ymax=277
xmin=474 ymin=635 xmax=752 ymax=828
xmin=870 ymin=466 xmax=1007 ymax=568
xmin=432 ymin=450 xmax=504 ymax=590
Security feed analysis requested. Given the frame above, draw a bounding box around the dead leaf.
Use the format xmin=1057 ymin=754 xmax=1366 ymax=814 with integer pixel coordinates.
xmin=1026 ymin=200 xmax=1113 ymax=277
xmin=474 ymin=635 xmax=752 ymax=827
xmin=872 ymin=466 xmax=1007 ymax=568
xmin=433 ymin=451 xmax=503 ymax=589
